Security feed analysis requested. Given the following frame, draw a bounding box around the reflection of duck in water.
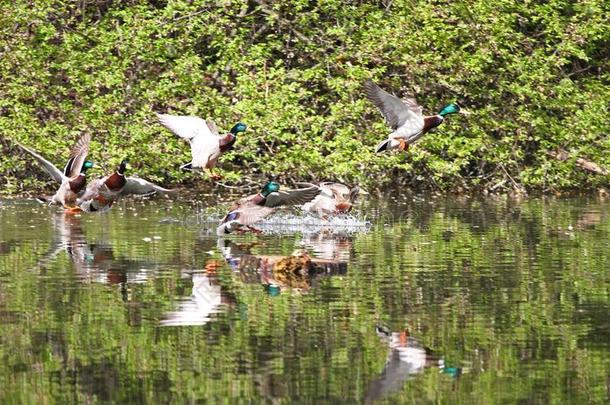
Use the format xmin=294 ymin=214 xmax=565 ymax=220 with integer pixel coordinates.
xmin=258 ymin=249 xmax=313 ymax=290
xmin=160 ymin=269 xmax=235 ymax=326
xmin=299 ymin=230 xmax=353 ymax=261
xmin=365 ymin=326 xmax=459 ymax=403
xmin=218 ymin=240 xmax=347 ymax=293
xmin=243 ymin=249 xmax=342 ymax=291
xmin=36 ymin=212 xmax=158 ymax=287
xmin=217 ymin=238 xmax=255 ymax=271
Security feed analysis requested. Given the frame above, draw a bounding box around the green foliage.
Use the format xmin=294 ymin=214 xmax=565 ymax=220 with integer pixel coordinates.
xmin=0 ymin=0 xmax=608 ymax=194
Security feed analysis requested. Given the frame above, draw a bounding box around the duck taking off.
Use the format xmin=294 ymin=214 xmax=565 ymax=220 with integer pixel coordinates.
xmin=363 ymin=79 xmax=461 ymax=153
xmin=156 ymin=113 xmax=246 ymax=180
xmin=15 ymin=134 xmax=94 ymax=210
xmin=77 ymin=160 xmax=173 ymax=212
xmin=297 ymin=182 xmax=365 ymax=217
xmin=217 ymin=204 xmax=275 ymax=236
xmin=218 ymin=181 xmax=321 ymax=235
xmin=229 ymin=181 xmax=321 ymax=211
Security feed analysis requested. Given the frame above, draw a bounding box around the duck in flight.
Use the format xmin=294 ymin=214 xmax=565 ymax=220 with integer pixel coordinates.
xmin=363 ymin=79 xmax=462 ymax=153
xmin=15 ymin=133 xmax=94 ymax=212
xmin=156 ymin=113 xmax=246 ymax=180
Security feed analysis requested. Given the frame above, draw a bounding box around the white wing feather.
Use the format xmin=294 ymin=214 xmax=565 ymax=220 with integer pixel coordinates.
xmin=157 ymin=113 xmax=221 ymax=168
xmin=156 ymin=113 xmax=212 ymax=140
xmin=122 ymin=177 xmax=174 ymax=196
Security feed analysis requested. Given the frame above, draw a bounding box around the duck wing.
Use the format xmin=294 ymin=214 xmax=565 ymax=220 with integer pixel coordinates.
xmin=77 ymin=177 xmax=105 ymax=203
xmin=156 ymin=113 xmax=219 ymax=167
xmin=295 ymin=182 xmax=343 ymax=199
xmin=15 ymin=141 xmax=64 ymax=183
xmin=320 ymin=182 xmax=351 ymax=198
xmin=156 ymin=113 xmax=213 ymax=140
xmin=222 ymin=204 xmax=274 ymax=225
xmin=62 ymin=133 xmax=91 ymax=179
xmin=264 ymin=185 xmax=321 ymax=207
xmin=121 ymin=177 xmax=174 ymax=196
xmin=363 ymin=79 xmax=424 ymax=132
xmin=206 ymin=119 xmax=219 ymax=136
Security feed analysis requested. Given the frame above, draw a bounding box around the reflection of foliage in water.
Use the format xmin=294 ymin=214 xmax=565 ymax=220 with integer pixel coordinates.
xmin=0 ymin=197 xmax=609 ymax=403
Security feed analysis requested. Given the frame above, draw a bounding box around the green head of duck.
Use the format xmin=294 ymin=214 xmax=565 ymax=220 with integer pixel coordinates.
xmin=81 ymin=160 xmax=94 ymax=173
xmin=438 ymin=103 xmax=460 ymax=117
xmin=261 ymin=181 xmax=280 ymax=197
xmin=230 ymin=122 xmax=247 ymax=135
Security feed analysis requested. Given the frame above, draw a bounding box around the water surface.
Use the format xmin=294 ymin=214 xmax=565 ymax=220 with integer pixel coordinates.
xmin=1 ymin=196 xmax=609 ymax=403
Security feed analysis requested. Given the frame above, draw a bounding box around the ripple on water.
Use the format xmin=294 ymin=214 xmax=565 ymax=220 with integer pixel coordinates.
xmin=1 ymin=197 xmax=610 ymax=403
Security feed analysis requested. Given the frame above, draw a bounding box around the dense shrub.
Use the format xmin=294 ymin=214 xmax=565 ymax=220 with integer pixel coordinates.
xmin=1 ymin=0 xmax=608 ymax=195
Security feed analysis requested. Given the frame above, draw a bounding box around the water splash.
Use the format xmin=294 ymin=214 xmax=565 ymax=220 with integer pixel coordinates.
xmin=193 ymin=210 xmax=371 ymax=235
xmin=256 ymin=213 xmax=371 ymax=235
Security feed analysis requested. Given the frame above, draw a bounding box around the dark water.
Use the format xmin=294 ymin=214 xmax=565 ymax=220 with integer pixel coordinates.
xmin=1 ymin=196 xmax=609 ymax=403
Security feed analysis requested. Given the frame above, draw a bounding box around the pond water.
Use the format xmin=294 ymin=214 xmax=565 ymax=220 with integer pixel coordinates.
xmin=1 ymin=195 xmax=609 ymax=403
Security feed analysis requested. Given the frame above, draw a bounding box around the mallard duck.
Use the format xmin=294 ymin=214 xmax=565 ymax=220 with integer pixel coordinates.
xmin=217 ymin=181 xmax=322 ymax=235
xmin=156 ymin=113 xmax=247 ymax=180
xmin=16 ymin=134 xmax=94 ymax=210
xmin=230 ymin=181 xmax=321 ymax=210
xmin=77 ymin=160 xmax=173 ymax=212
xmin=363 ymin=79 xmax=462 ymax=153
xmin=297 ymin=182 xmax=365 ymax=216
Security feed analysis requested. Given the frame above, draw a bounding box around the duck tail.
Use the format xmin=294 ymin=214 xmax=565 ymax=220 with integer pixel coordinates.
xmin=180 ymin=162 xmax=193 ymax=171
xmin=375 ymin=139 xmax=391 ymax=153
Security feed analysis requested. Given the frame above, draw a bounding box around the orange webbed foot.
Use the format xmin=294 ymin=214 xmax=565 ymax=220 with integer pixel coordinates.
xmin=64 ymin=206 xmax=83 ymax=214
xmin=398 ymin=139 xmax=408 ymax=151
xmin=208 ymin=170 xmax=223 ymax=181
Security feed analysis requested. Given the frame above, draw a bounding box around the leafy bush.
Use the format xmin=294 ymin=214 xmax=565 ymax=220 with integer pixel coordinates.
xmin=1 ymin=0 xmax=608 ymax=195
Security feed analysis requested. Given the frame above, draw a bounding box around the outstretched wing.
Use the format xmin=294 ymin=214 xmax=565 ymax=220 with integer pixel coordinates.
xmin=15 ymin=141 xmax=64 ymax=183
xmin=320 ymin=182 xmax=351 ymax=198
xmin=156 ymin=113 xmax=215 ymax=140
xmin=156 ymin=113 xmax=219 ymax=167
xmin=63 ymin=133 xmax=91 ymax=178
xmin=264 ymin=185 xmax=321 ymax=207
xmin=363 ymin=79 xmax=424 ymax=131
xmin=222 ymin=204 xmax=274 ymax=225
xmin=121 ymin=177 xmax=174 ymax=196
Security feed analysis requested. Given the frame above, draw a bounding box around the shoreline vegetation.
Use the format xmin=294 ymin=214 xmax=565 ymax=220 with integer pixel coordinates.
xmin=1 ymin=1 xmax=608 ymax=196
